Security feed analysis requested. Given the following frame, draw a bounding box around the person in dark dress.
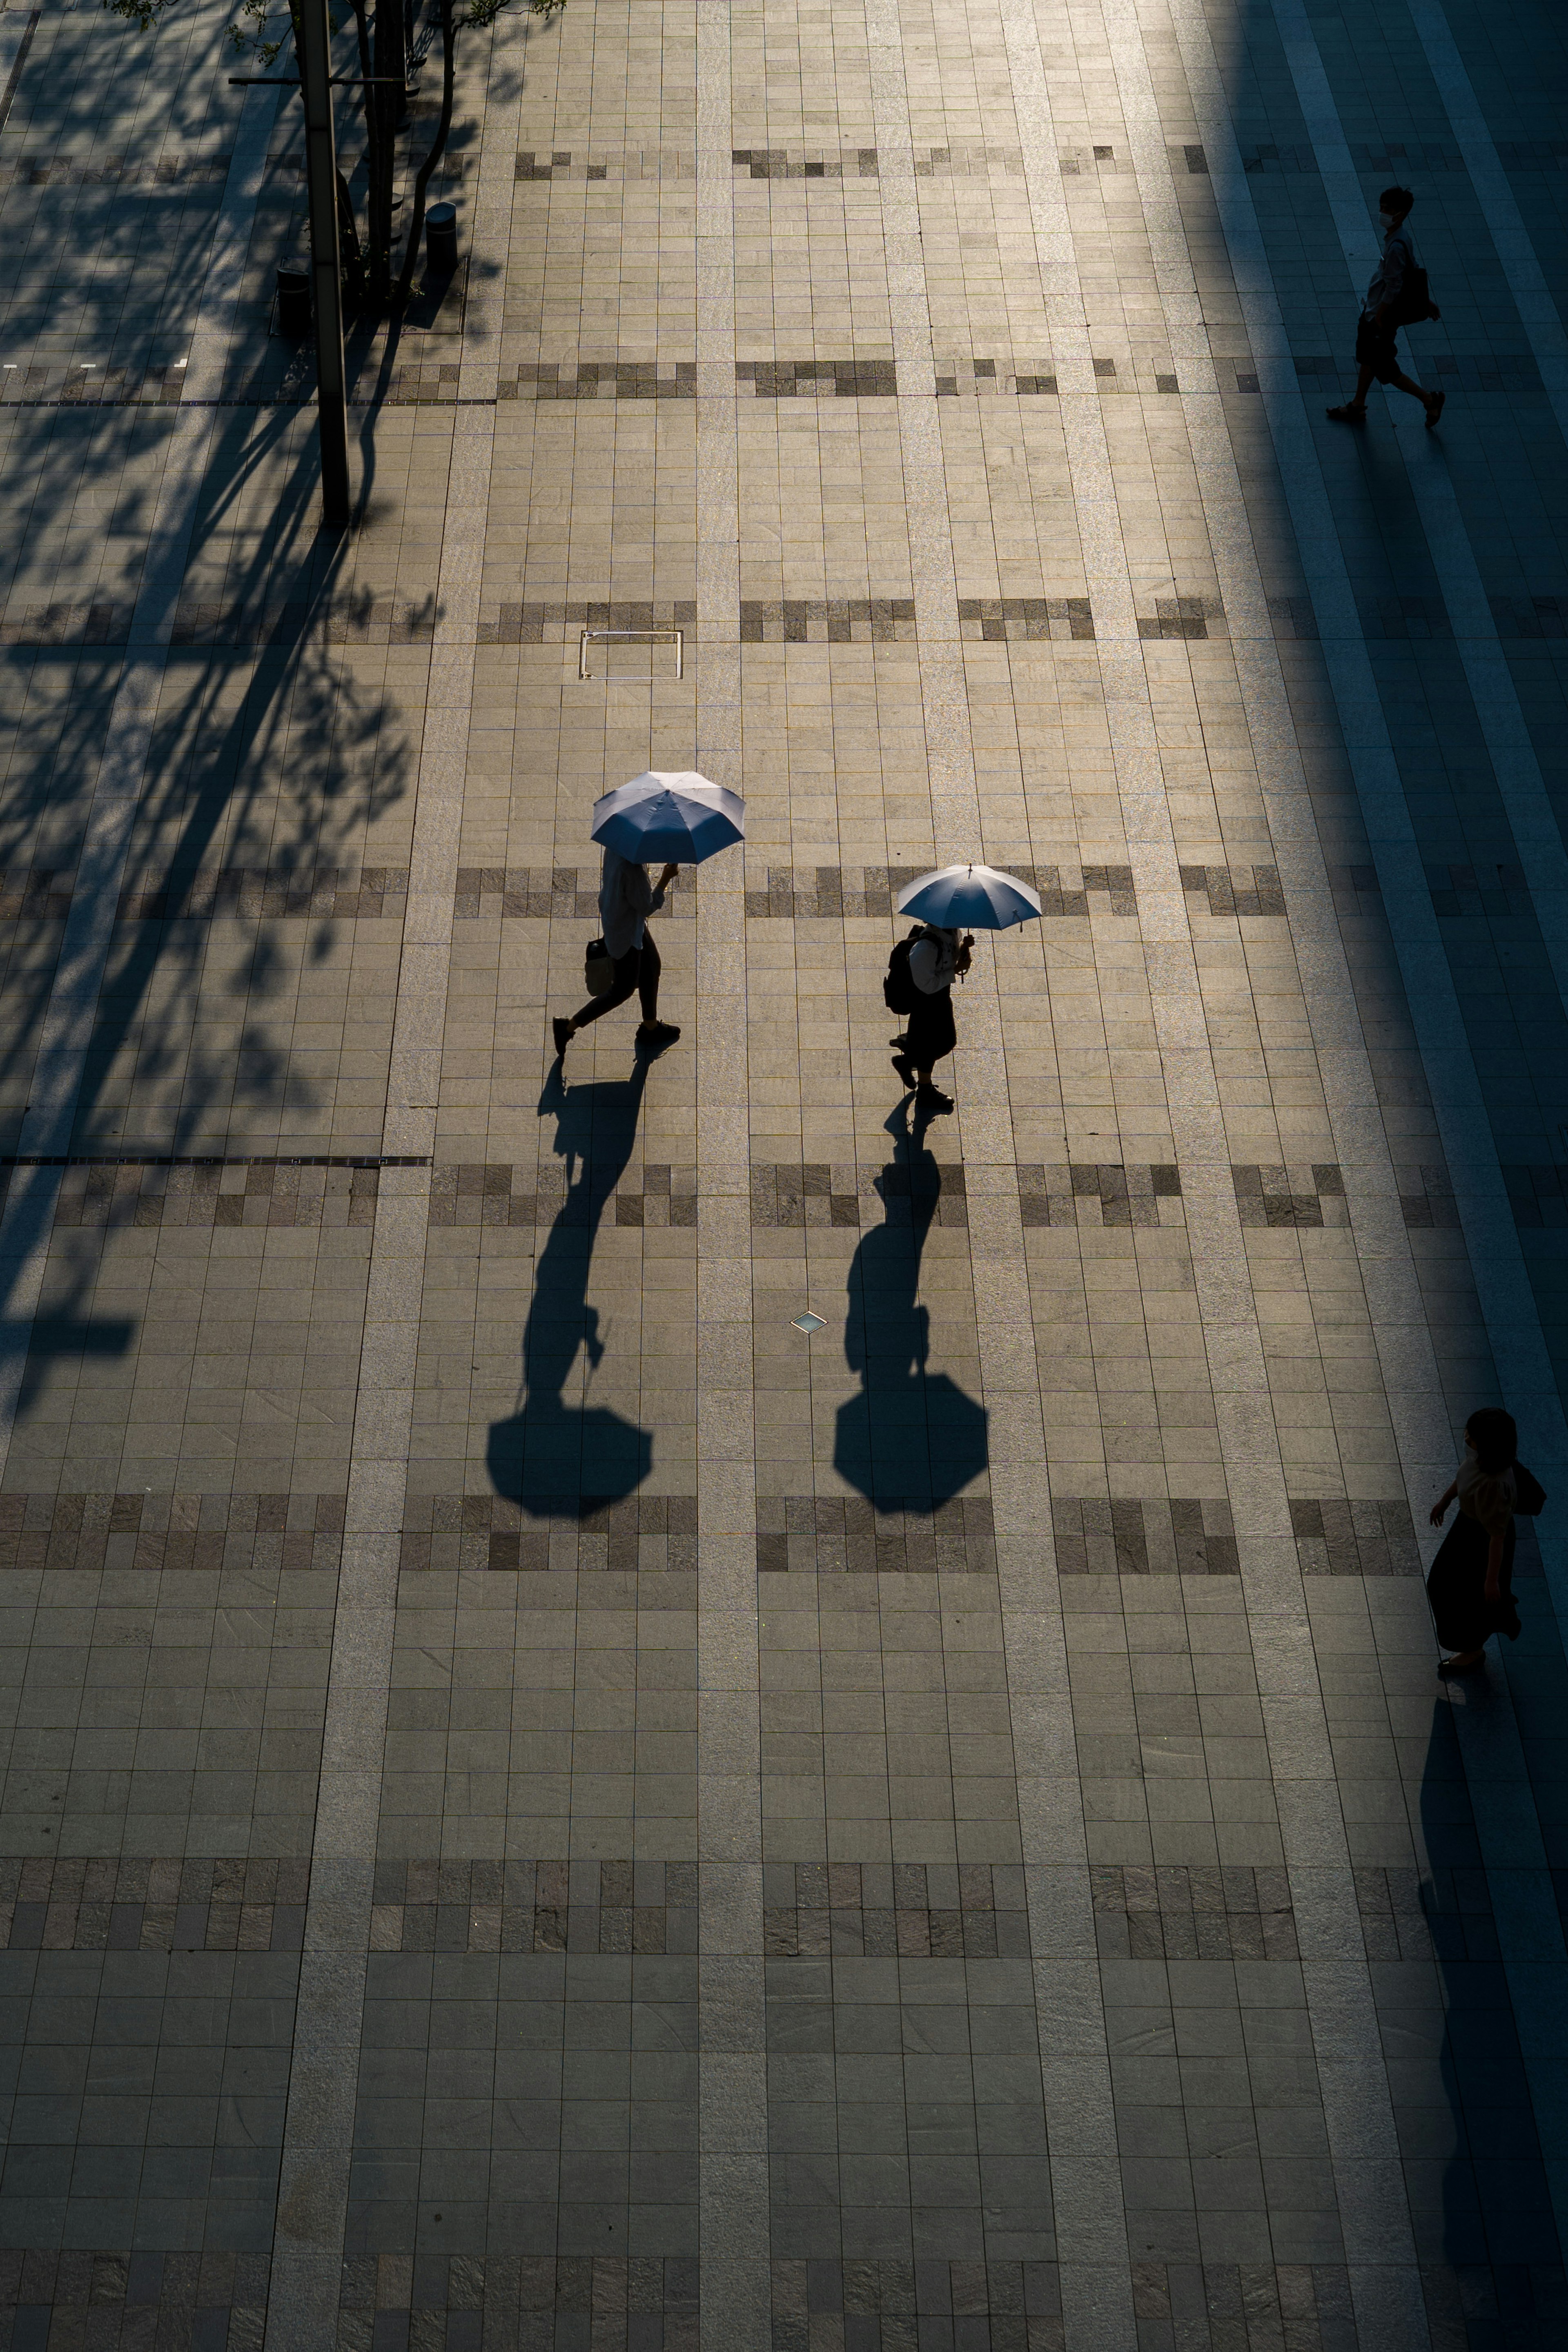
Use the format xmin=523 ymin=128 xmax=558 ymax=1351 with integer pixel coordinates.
xmin=1427 ymin=1407 xmax=1521 ymax=1677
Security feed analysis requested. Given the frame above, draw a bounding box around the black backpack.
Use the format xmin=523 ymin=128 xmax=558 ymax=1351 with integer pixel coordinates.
xmin=883 ymin=927 xmax=925 ymax=1016
xmin=1389 ymin=263 xmax=1440 ymax=328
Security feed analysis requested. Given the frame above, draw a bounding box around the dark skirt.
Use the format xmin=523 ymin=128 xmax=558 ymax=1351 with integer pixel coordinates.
xmin=1426 ymin=1510 xmax=1519 ymax=1652
xmin=906 ymin=985 xmax=956 ymax=1066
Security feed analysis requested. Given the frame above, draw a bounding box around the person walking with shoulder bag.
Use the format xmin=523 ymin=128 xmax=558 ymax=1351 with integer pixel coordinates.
xmin=1426 ymin=1406 xmax=1547 ymax=1675
xmin=552 ymin=849 xmax=682 ymax=1060
xmin=1327 ymin=185 xmax=1446 ymax=432
xmin=888 ymin=923 xmax=972 ymax=1113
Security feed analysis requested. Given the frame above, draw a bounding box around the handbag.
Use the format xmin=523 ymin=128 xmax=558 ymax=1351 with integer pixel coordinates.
xmin=584 ymin=937 xmax=615 ymax=995
xmin=1513 ymin=1462 xmax=1547 ymax=1517
xmin=1389 ymin=262 xmax=1440 ymax=328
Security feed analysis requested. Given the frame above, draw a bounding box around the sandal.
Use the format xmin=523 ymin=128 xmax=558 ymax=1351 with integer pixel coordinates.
xmin=1326 ymin=403 xmax=1366 ymax=423
xmin=1437 ymin=1652 xmax=1484 ymax=1677
xmin=1425 ymin=390 xmax=1445 ymax=431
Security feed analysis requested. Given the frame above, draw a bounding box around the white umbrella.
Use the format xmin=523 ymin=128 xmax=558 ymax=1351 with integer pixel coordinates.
xmin=896 ymin=863 xmax=1042 ymax=929
xmin=590 ymin=770 xmax=745 ymax=863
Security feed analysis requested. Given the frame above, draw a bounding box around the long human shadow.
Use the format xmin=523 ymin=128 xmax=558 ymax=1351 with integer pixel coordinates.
xmin=1412 ymin=1524 xmax=1568 ymax=2340
xmin=487 ymin=1061 xmax=654 ymax=1515
xmin=833 ymin=1096 xmax=988 ymax=1514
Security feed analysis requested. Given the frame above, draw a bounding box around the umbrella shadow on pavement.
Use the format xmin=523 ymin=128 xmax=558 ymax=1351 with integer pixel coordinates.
xmin=833 ymin=1097 xmax=989 ymax=1514
xmin=487 ymin=1061 xmax=653 ymax=1515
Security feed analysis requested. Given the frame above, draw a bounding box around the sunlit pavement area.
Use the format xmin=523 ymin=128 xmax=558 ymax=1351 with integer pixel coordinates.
xmin=2 ymin=0 xmax=1568 ymax=2343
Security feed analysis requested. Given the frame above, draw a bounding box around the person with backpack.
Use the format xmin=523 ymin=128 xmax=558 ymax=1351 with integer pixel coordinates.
xmin=1425 ymin=1407 xmax=1546 ymax=1675
xmin=1327 ymin=185 xmax=1444 ymax=431
xmin=884 ymin=923 xmax=971 ymax=1111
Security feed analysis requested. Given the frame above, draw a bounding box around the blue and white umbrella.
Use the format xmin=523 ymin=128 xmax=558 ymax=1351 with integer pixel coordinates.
xmin=590 ymin=770 xmax=745 ymax=864
xmin=896 ymin=863 xmax=1042 ymax=930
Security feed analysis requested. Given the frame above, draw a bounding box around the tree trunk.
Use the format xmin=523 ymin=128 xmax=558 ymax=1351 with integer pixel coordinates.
xmin=394 ymin=0 xmax=455 ymax=304
xmin=368 ymin=0 xmax=405 ymax=308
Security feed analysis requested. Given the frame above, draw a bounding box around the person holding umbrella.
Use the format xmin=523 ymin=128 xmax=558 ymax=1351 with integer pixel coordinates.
xmin=892 ymin=926 xmax=973 ymax=1110
xmin=888 ymin=864 xmax=1042 ymax=1109
xmin=551 ymin=770 xmax=746 ymax=1063
xmin=552 ymin=850 xmax=681 ymax=1060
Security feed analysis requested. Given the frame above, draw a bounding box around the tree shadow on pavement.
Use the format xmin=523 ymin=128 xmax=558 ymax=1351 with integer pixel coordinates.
xmin=486 ymin=1060 xmax=654 ymax=1516
xmin=0 ymin=399 xmax=410 ymax=1424
xmin=833 ymin=1094 xmax=988 ymax=1514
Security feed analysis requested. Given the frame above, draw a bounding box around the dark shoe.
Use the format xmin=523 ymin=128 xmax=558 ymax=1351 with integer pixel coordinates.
xmin=552 ymin=1017 xmax=572 ymax=1059
xmin=1437 ymin=1652 xmax=1485 ymax=1677
xmin=915 ymin=1081 xmax=953 ymax=1113
xmin=891 ymin=1054 xmax=915 ymax=1091
xmin=1326 ymin=403 xmax=1366 ymax=422
xmin=635 ymin=1020 xmax=681 ymax=1054
xmin=1425 ymin=390 xmax=1446 ymax=430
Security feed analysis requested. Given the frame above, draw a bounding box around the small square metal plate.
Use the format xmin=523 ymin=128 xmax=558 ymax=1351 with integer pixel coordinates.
xmin=791 ymin=1310 xmax=826 ymax=1335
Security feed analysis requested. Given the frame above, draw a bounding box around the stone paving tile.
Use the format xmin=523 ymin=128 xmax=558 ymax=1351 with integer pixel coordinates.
xmin=0 ymin=0 xmax=1566 ymax=2341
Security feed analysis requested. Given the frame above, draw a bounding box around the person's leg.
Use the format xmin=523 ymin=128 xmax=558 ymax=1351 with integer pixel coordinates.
xmin=1328 ymin=360 xmax=1376 ymax=419
xmin=555 ymin=948 xmax=640 ymax=1052
xmin=634 ymin=930 xmax=679 ymax=1046
xmin=636 ymin=932 xmax=661 ymax=1024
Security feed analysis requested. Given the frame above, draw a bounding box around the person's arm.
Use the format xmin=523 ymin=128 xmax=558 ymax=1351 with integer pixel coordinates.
xmin=647 ymin=861 xmax=678 ymax=915
xmin=1429 ymin=1478 xmax=1459 ymax=1527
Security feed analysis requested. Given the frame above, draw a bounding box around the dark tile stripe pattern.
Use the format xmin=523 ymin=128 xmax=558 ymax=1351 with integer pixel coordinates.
xmin=1137 ymin=595 xmax=1227 ymax=640
xmin=1231 ymin=1163 xmax=1351 ymax=1229
xmin=498 ymin=361 xmax=697 ymax=399
xmin=1051 ymin=1496 xmax=1239 ymax=1575
xmin=743 ymin=862 xmax=1136 ymax=915
xmin=17 ymin=1159 xmax=383 ymax=1230
xmin=368 ymin=1860 xmax=699 ymax=1954
xmin=0 ymin=1858 xmax=310 ymax=1952
xmin=1426 ymin=862 xmax=1531 ymax=916
xmin=400 ymin=1491 xmax=699 ymax=1569
xmin=755 ymin=1495 xmax=997 ymax=1574
xmin=736 ymin=357 xmax=899 ymax=396
xmin=750 ymin=1161 xmax=965 ymax=1230
xmin=1130 ymin=2263 xmax=1355 ymax=2352
xmin=0 ymin=154 xmax=233 ymax=186
xmin=956 ymin=595 xmax=1094 ymax=639
xmin=1089 ymin=1865 xmax=1300 ymax=1961
xmin=0 ymin=2253 xmax=271 ymax=2346
xmin=0 ymin=1490 xmax=348 ymax=1573
xmin=762 ymin=1863 xmax=1031 ymax=1958
xmin=740 ymin=597 xmax=918 ymax=641
xmin=1501 ymin=1166 xmax=1568 ymax=1228
xmin=1018 ymin=1162 xmax=1183 ymax=1228
xmin=0 ymin=867 xmax=72 ymax=916
xmin=769 ymin=2258 xmax=1064 ymax=2348
xmin=1288 ymin=1498 xmax=1422 ymax=1575
xmin=427 ymin=1163 xmax=698 ymax=1229
xmin=477 ymin=597 xmax=695 ymax=644
xmin=454 ymin=864 xmax=695 ymax=917
xmin=339 ymin=2255 xmax=699 ymax=2349
xmin=733 ymin=146 xmax=880 ymax=177
xmin=116 ymin=867 xmax=410 ymax=920
xmin=1179 ymin=864 xmax=1286 ymax=918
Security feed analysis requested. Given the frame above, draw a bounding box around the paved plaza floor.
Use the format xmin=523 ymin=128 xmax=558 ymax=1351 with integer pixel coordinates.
xmin=1 ymin=0 xmax=1567 ymax=2343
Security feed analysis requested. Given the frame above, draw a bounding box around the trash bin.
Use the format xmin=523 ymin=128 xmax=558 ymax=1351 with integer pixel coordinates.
xmin=276 ymin=258 xmax=310 ymax=339
xmin=425 ymin=203 xmax=458 ymax=276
